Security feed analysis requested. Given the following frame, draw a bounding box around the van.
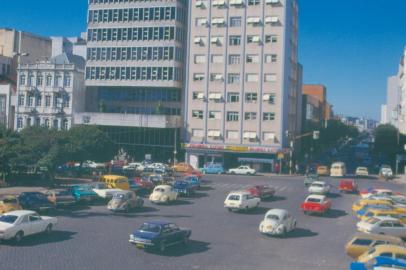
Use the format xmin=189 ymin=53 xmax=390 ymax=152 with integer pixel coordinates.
xmin=99 ymin=175 xmax=130 ymax=190
xmin=345 ymin=233 xmax=405 ymax=259
xmin=330 ymin=162 xmax=346 ymax=177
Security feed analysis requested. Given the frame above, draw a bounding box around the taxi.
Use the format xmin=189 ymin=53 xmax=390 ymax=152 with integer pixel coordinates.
xmin=352 ymin=199 xmax=393 ymax=213
xmin=357 ymin=244 xmax=406 ymax=263
xmin=360 ymin=208 xmax=406 ymax=223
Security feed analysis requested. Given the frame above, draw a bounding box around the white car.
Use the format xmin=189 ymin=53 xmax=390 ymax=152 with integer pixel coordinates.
xmin=91 ymin=182 xmax=122 ymax=200
xmin=228 ymin=166 xmax=256 ymax=175
xmin=224 ymin=191 xmax=260 ymax=212
xmin=123 ymin=162 xmax=144 ymax=171
xmin=357 ymin=216 xmax=406 ymax=238
xmin=355 ymin=167 xmax=369 ymax=177
xmin=0 ymin=210 xmax=57 ymax=243
xmin=259 ymin=209 xmax=296 ymax=236
xmin=360 ymin=189 xmax=395 ymax=199
xmin=149 ymin=185 xmax=178 ymax=204
xmin=308 ymin=181 xmax=330 ymax=195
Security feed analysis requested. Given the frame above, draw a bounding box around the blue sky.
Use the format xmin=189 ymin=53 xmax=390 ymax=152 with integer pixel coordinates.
xmin=1 ymin=0 xmax=405 ymax=120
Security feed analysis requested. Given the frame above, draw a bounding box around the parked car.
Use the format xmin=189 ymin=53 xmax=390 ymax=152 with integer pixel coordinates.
xmin=300 ymin=194 xmax=332 ymax=215
xmin=350 ymin=256 xmax=406 ymax=270
xmin=99 ymin=175 xmax=130 ymax=190
xmin=70 ymin=184 xmax=99 ymax=203
xmin=345 ymin=232 xmax=405 ymax=259
xmin=330 ymin=162 xmax=347 ymax=177
xmin=183 ymin=170 xmax=203 ymax=179
xmin=245 ymin=185 xmax=275 ymax=200
xmin=45 ymin=189 xmax=76 ymax=207
xmin=0 ymin=196 xmax=22 ymax=214
xmin=149 ymin=185 xmax=178 ymax=204
xmin=147 ymin=174 xmax=164 ymax=185
xmin=224 ymin=191 xmax=260 ymax=212
xmin=316 ymin=166 xmax=330 ymax=176
xmin=200 ymin=164 xmax=225 ymax=174
xmin=308 ymin=181 xmax=330 ymax=195
xmin=356 ymin=204 xmax=395 ymax=219
xmin=352 ymin=199 xmax=394 ymax=213
xmin=304 ymin=174 xmax=319 ymax=186
xmin=379 ymin=165 xmax=394 ymax=179
xmin=339 ymin=179 xmax=358 ymax=193
xmin=107 ymin=191 xmax=144 ymax=212
xmin=90 ymin=182 xmax=122 ymax=200
xmin=0 ymin=210 xmax=57 ymax=243
xmin=357 ymin=244 xmax=406 ymax=263
xmin=357 ymin=216 xmax=406 ymax=237
xmin=123 ymin=162 xmax=144 ymax=172
xmin=18 ymin=192 xmax=55 ymax=212
xmin=360 ymin=208 xmax=406 ymax=223
xmin=184 ymin=175 xmax=201 ymax=189
xmin=228 ymin=166 xmax=256 ymax=175
xmin=173 ymin=181 xmax=196 ymax=197
xmin=128 ymin=177 xmax=154 ymax=192
xmin=129 ymin=221 xmax=191 ymax=252
xmin=172 ymin=163 xmax=195 ymax=173
xmin=359 ymin=188 xmax=396 ymax=199
xmin=355 ymin=167 xmax=369 ymax=177
xmin=258 ymin=209 xmax=296 ymax=236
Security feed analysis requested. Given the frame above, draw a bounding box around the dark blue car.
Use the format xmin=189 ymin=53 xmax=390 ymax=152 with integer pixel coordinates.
xmin=18 ymin=192 xmax=55 ymax=212
xmin=184 ymin=175 xmax=201 ymax=189
xmin=129 ymin=221 xmax=191 ymax=252
xmin=173 ymin=180 xmax=196 ymax=196
xmin=350 ymin=256 xmax=406 ymax=269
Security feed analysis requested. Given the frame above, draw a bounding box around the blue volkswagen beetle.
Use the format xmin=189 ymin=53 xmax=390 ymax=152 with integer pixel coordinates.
xmin=129 ymin=221 xmax=191 ymax=252
xmin=350 ymin=256 xmax=406 ymax=269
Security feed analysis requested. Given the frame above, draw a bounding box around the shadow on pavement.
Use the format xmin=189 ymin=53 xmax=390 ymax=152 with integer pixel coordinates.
xmin=190 ymin=192 xmax=209 ymax=199
xmin=238 ymin=206 xmax=269 ymax=215
xmin=10 ymin=230 xmax=77 ymax=247
xmin=168 ymin=200 xmax=194 ymax=206
xmin=265 ymin=195 xmax=286 ymax=202
xmin=284 ymin=228 xmax=318 ymax=238
xmin=199 ymin=186 xmax=215 ymax=191
xmin=149 ymin=240 xmax=211 ymax=257
xmin=327 ymin=192 xmax=342 ymax=199
xmin=324 ymin=209 xmax=348 ymax=219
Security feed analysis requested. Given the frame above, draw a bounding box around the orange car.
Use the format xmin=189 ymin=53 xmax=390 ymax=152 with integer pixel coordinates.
xmin=172 ymin=163 xmax=195 ymax=173
xmin=0 ymin=195 xmax=22 ymax=214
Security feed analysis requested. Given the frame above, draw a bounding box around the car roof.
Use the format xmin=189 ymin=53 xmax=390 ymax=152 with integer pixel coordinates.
xmin=350 ymin=232 xmax=404 ymax=243
xmin=373 ymin=244 xmax=406 ymax=253
xmin=372 ymin=216 xmax=401 ymax=222
xmin=228 ymin=191 xmax=251 ymax=196
xmin=2 ymin=210 xmax=37 ymax=216
xmin=306 ymin=194 xmax=326 ymax=200
xmin=265 ymin=209 xmax=288 ymax=216
xmin=311 ymin=181 xmax=326 ymax=185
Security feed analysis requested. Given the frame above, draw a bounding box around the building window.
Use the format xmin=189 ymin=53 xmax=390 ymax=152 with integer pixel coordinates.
xmin=245 ymin=93 xmax=258 ymax=103
xmin=26 ymin=118 xmax=31 ymax=127
xmin=227 ymin=73 xmax=240 ymax=84
xmin=27 ymin=75 xmax=34 ymax=86
xmin=207 ymin=130 xmax=221 ymax=139
xmin=18 ymin=95 xmax=25 ymax=106
xmin=263 ymin=93 xmax=276 ymax=104
xmin=17 ymin=117 xmax=23 ymax=128
xmin=226 ymin=130 xmax=239 ymax=139
xmin=227 ymin=92 xmax=240 ymax=103
xmin=35 ymin=118 xmax=41 ymax=126
xmin=62 ymin=119 xmax=69 ymax=130
xmin=193 ymin=73 xmax=205 ymax=81
xmin=248 ymin=0 xmax=260 ymax=5
xmin=64 ymin=75 xmax=71 ymax=87
xmin=265 ymin=54 xmax=278 ymax=63
xmin=46 ymin=75 xmax=52 ymax=86
xmin=208 ymin=111 xmax=221 ymax=120
xmin=265 ymin=35 xmax=278 ymax=43
xmin=36 ymin=95 xmax=42 ymax=106
xmin=247 ymin=35 xmax=260 ymax=44
xmin=246 ymin=54 xmax=259 ymax=63
xmin=192 ymin=110 xmax=203 ymax=119
xmin=264 ymin=73 xmax=277 ymax=82
xmin=245 ymin=112 xmax=257 ymax=120
xmin=192 ymin=92 xmax=204 ymax=100
xmin=246 ymin=74 xmax=259 ymax=82
xmin=194 ymin=55 xmax=206 ymax=64
xmin=210 ymin=73 xmax=223 ymax=81
xmin=19 ymin=74 xmax=26 ymax=85
xmin=263 ymin=132 xmax=275 ymax=142
xmin=230 ymin=17 xmax=242 ymax=27
xmin=263 ymin=112 xmax=275 ymax=120
xmin=55 ymin=75 xmax=62 ymax=87
xmin=44 ymin=118 xmax=50 ymax=128
xmin=45 ymin=95 xmax=51 ymax=107
xmin=192 ymin=129 xmax=204 ymax=137
xmin=63 ymin=95 xmax=70 ymax=108
xmin=227 ymin=111 xmax=239 ymax=122
xmin=53 ymin=119 xmax=59 ymax=129
xmin=228 ymin=54 xmax=240 ymax=65
xmin=229 ymin=35 xmax=241 ymax=46
xmin=211 ymin=55 xmax=223 ymax=63
xmin=36 ymin=75 xmax=43 ymax=86
xmin=28 ymin=95 xmax=34 ymax=107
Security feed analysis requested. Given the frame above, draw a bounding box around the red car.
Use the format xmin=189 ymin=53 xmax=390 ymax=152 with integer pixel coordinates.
xmin=339 ymin=179 xmax=358 ymax=193
xmin=129 ymin=177 xmax=155 ymax=191
xmin=245 ymin=185 xmax=275 ymax=200
xmin=183 ymin=170 xmax=203 ymax=179
xmin=300 ymin=194 xmax=331 ymax=215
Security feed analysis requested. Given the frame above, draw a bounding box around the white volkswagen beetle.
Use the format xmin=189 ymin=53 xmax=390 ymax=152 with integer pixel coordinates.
xmin=149 ymin=185 xmax=178 ymax=204
xmin=259 ymin=209 xmax=296 ymax=236
xmin=0 ymin=210 xmax=57 ymax=243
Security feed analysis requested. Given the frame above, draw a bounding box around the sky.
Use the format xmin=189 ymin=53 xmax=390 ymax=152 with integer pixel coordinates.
xmin=1 ymin=0 xmax=406 ymax=120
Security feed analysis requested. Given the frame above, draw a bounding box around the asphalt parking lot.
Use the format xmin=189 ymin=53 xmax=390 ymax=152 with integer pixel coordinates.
xmin=1 ymin=175 xmax=405 ymax=270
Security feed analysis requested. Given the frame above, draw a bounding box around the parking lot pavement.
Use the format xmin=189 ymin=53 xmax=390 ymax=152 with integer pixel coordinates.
xmin=0 ymin=174 xmax=405 ymax=270
xmin=0 ymin=186 xmax=46 ymax=196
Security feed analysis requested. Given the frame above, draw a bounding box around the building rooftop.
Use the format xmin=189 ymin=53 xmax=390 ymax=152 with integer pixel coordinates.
xmin=50 ymin=53 xmax=85 ymax=69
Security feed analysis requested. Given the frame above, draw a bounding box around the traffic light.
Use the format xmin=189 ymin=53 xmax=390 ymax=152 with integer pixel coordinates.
xmin=313 ymin=131 xmax=320 ymax=140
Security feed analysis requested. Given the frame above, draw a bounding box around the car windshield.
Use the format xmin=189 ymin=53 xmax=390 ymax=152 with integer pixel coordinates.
xmin=266 ymin=214 xmax=280 ymax=221
xmin=154 ymin=188 xmax=165 ymax=193
xmin=26 ymin=193 xmax=47 ymax=200
xmin=140 ymin=223 xmax=161 ymax=233
xmin=2 ymin=198 xmax=17 ymax=204
xmin=311 ymin=183 xmax=323 ymax=188
xmin=307 ymin=198 xmax=321 ymax=203
xmin=228 ymin=195 xmax=240 ymax=201
xmin=0 ymin=215 xmax=18 ymax=224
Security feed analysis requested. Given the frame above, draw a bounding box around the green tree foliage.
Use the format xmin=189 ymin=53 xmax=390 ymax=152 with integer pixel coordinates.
xmin=373 ymin=124 xmax=406 ymax=166
xmin=0 ymin=125 xmax=20 ymax=179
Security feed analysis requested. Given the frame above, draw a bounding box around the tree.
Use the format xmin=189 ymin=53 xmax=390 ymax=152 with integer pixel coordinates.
xmin=0 ymin=125 xmax=20 ymax=181
xmin=373 ymin=124 xmax=405 ymax=167
xmin=64 ymin=125 xmax=117 ymax=165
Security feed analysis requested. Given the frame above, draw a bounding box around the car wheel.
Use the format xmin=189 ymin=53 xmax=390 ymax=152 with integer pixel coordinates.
xmin=304 ymin=211 xmax=308 ymax=215
xmin=45 ymin=224 xmax=53 ymax=234
xmin=14 ymin=231 xmax=24 ymax=243
xmin=159 ymin=241 xmax=166 ymax=253
xmin=227 ymin=208 xmax=232 ymax=212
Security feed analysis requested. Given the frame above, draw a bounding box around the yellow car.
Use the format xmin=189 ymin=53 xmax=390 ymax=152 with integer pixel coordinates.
xmin=172 ymin=163 xmax=194 ymax=173
xmin=345 ymin=233 xmax=405 ymax=259
xmin=358 ymin=244 xmax=406 ymax=263
xmin=316 ymin=166 xmax=330 ymax=176
xmin=360 ymin=208 xmax=406 ymax=223
xmin=0 ymin=196 xmax=22 ymax=214
xmin=352 ymin=199 xmax=394 ymax=213
xmin=99 ymin=175 xmax=130 ymax=190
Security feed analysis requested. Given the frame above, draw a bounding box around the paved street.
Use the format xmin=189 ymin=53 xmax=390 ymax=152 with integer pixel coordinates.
xmin=1 ymin=175 xmax=405 ymax=270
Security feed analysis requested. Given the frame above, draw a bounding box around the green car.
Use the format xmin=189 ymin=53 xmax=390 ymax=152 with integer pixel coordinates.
xmin=304 ymin=174 xmax=319 ymax=186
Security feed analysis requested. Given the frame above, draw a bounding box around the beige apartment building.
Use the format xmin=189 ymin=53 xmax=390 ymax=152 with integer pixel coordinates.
xmin=184 ymin=0 xmax=301 ymax=171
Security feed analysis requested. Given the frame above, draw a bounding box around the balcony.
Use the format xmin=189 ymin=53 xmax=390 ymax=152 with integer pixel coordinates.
xmin=74 ymin=113 xmax=182 ymax=129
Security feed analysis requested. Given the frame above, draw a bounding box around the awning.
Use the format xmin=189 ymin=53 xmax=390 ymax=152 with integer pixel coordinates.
xmin=265 ymin=16 xmax=279 ymax=24
xmin=247 ymin=17 xmax=261 ymax=24
xmin=208 ymin=93 xmax=222 ymax=100
xmin=208 ymin=130 xmax=221 ymax=137
xmin=238 ymin=158 xmax=274 ymax=164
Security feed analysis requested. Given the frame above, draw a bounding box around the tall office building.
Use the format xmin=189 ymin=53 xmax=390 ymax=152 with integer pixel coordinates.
xmin=77 ymin=0 xmax=188 ymax=161
xmin=184 ymin=0 xmax=301 ymax=170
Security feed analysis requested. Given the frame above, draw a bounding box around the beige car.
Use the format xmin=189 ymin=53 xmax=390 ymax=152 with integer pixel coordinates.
xmin=356 ymin=167 xmax=369 ymax=177
xmin=345 ymin=232 xmax=404 ymax=259
xmin=149 ymin=185 xmax=178 ymax=204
